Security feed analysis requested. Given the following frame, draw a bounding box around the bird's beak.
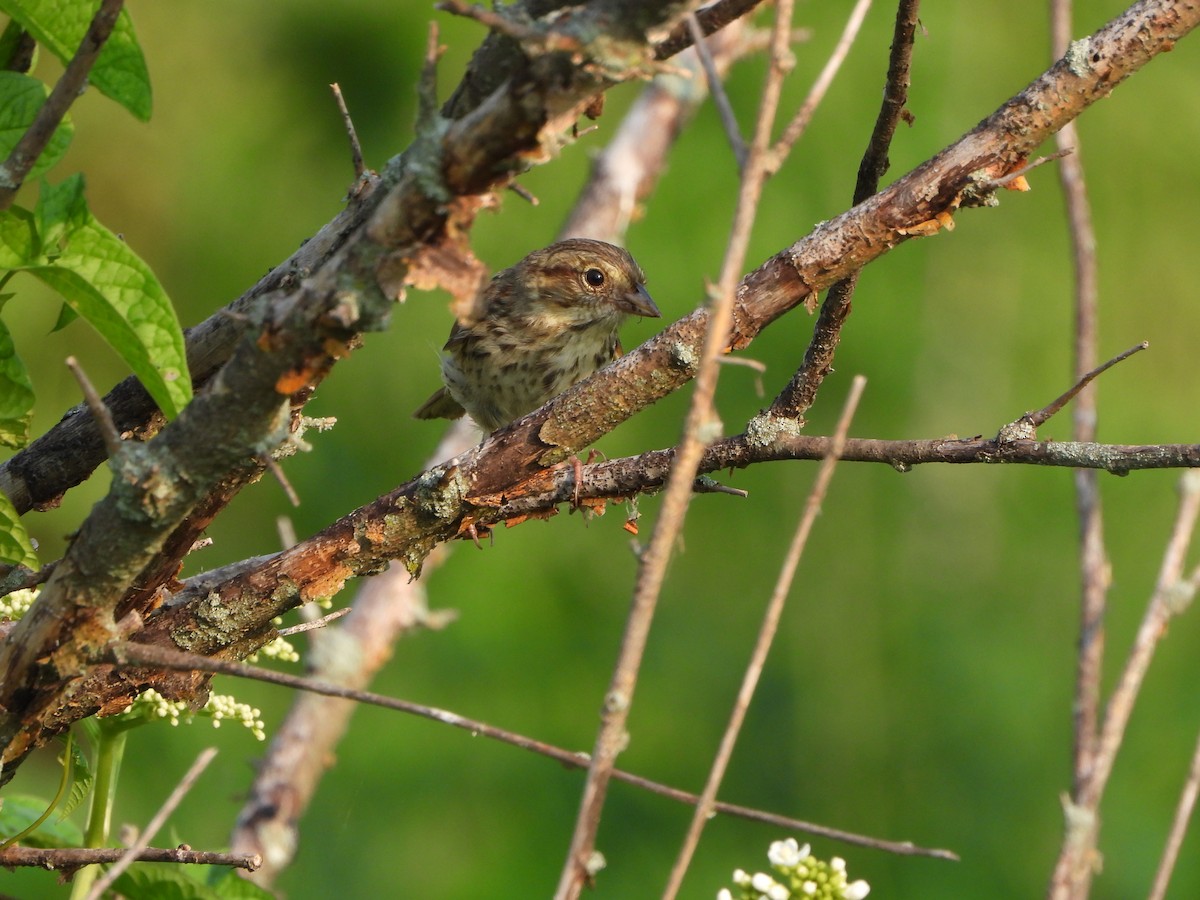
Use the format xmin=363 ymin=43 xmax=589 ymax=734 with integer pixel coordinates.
xmin=616 ymin=284 xmax=661 ymax=319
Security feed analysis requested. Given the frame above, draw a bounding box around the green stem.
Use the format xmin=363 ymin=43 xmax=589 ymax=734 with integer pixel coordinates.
xmin=70 ymin=722 xmax=129 ymax=900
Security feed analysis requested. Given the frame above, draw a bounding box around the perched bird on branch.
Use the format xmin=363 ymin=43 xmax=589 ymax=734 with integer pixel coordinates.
xmin=414 ymin=239 xmax=660 ymax=433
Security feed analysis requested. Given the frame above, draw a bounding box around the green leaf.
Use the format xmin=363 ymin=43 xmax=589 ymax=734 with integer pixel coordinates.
xmin=0 ymin=70 xmax=74 ymax=182
xmin=23 ymin=182 xmax=192 ymax=417
xmin=58 ymin=732 xmax=94 ymax=821
xmin=0 ymin=315 xmax=34 ymax=448
xmin=0 ymin=793 xmax=83 ymax=848
xmin=0 ymin=0 xmax=152 ymax=120
xmin=0 ymin=486 xmax=37 ymax=568
xmin=32 ymin=170 xmax=88 ymax=254
xmin=51 ymin=300 xmax=79 ymax=331
xmin=112 ymin=863 xmax=224 ymax=900
xmin=208 ymin=869 xmax=276 ymax=899
xmin=0 ymin=205 xmax=37 ymax=269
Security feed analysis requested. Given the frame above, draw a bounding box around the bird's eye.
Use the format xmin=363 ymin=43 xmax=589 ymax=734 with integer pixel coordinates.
xmin=584 ymin=268 xmax=606 ymax=288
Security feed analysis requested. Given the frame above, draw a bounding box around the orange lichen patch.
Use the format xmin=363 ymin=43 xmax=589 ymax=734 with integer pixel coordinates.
xmin=623 ymin=519 xmax=639 ymax=536
xmin=578 ymin=497 xmax=606 ymax=516
xmin=323 ymin=337 xmax=355 ymax=359
xmin=1004 ymin=174 xmax=1031 ymax=192
xmin=504 ymin=507 xmax=559 ymax=528
xmin=899 ymin=210 xmax=956 ymax=237
xmin=275 ymin=365 xmax=317 ymax=395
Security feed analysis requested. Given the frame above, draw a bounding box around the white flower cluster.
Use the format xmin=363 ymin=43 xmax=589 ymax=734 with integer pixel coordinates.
xmin=0 ymin=588 xmax=38 ymax=622
xmin=718 ymin=838 xmax=870 ymax=900
xmin=123 ymin=688 xmax=266 ymax=741
xmin=250 ymin=635 xmax=301 ymax=663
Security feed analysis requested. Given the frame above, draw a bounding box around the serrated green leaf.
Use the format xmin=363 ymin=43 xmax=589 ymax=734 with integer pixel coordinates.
xmin=0 ymin=793 xmax=83 ymax=848
xmin=0 ymin=316 xmax=34 ymax=448
xmin=24 ymin=189 xmax=191 ymax=417
xmin=208 ymin=869 xmax=276 ymax=899
xmin=0 ymin=0 xmax=152 ymax=120
xmin=32 ymin=263 xmax=191 ymax=418
xmin=0 ymin=206 xmax=37 ymax=269
xmin=112 ymin=862 xmax=223 ymax=900
xmin=0 ymin=486 xmax=37 ymax=568
xmin=58 ymin=733 xmax=93 ymax=821
xmin=0 ymin=70 xmax=74 ymax=182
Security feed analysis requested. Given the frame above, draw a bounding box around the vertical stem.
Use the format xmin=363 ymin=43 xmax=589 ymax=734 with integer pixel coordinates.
xmin=70 ymin=724 xmax=128 ymax=900
xmin=1046 ymin=1 xmax=1105 ymax=898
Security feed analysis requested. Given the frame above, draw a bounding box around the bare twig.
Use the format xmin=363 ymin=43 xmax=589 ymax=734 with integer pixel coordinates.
xmin=330 ymin=83 xmax=365 ymax=180
xmin=998 ymin=342 xmax=1147 ymax=442
xmin=84 ymin=747 xmax=219 ymax=900
xmin=770 ymin=0 xmax=919 ymax=420
xmin=110 ymin=641 xmax=953 ymax=860
xmin=663 ymin=376 xmax=867 ymax=899
xmin=1050 ymin=470 xmax=1200 ymax=899
xmin=260 ymin=454 xmax=301 ymax=508
xmin=686 ymin=12 xmax=747 ymax=168
xmin=65 ymin=357 xmax=123 ymax=458
xmin=555 ymin=2 xmax=801 ymax=893
xmin=0 ymin=845 xmax=260 ymax=872
xmin=1148 ymin=699 xmax=1200 ymax=900
xmin=982 ymin=148 xmax=1071 ymax=189
xmin=1049 ymin=10 xmax=1107 ymax=868
xmin=276 ymin=607 xmax=351 ymax=636
xmin=0 ymin=0 xmax=125 ymax=209
xmin=764 ymin=0 xmax=875 ymax=174
xmin=655 ymin=0 xmax=768 ymax=60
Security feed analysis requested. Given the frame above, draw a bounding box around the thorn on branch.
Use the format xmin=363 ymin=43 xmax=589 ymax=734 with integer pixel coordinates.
xmin=435 ymin=1 xmax=578 ymax=54
xmin=983 ymin=148 xmax=1073 ymax=191
xmin=65 ymin=356 xmax=123 ymax=458
xmin=693 ymin=475 xmax=749 ymax=498
xmin=417 ymin=21 xmax=445 ymax=127
xmin=509 ymin=181 xmax=539 ymax=205
xmin=277 ymin=607 xmax=351 ymax=636
xmin=329 ymin=82 xmax=366 ymax=180
xmin=436 ymin=1 xmax=541 ymax=43
xmin=261 ymin=454 xmax=301 ymax=507
xmin=997 ymin=341 xmax=1148 ymax=442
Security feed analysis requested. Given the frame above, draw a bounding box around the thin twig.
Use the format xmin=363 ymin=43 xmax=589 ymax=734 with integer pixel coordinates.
xmin=687 ymin=13 xmax=747 ymax=168
xmin=0 ymin=845 xmax=260 ymax=872
xmin=764 ymin=0 xmax=875 ymax=175
xmin=276 ymin=607 xmax=351 ymax=636
xmin=1148 ymin=707 xmax=1200 ymax=900
xmin=0 ymin=0 xmax=125 ymax=209
xmin=770 ymin=0 xmax=918 ymax=420
xmin=998 ymin=342 xmax=1147 ymax=441
xmin=1049 ymin=13 xmax=1106 ymax=883
xmin=983 ymin=148 xmax=1071 ymax=189
xmin=261 ymin=454 xmax=301 ymax=507
xmin=108 ymin=642 xmax=953 ymax=860
xmin=655 ymin=0 xmax=768 ymax=60
xmin=554 ymin=3 xmax=800 ymax=895
xmin=65 ymin=357 xmax=123 ymax=458
xmin=1050 ymin=471 xmax=1200 ymax=899
xmin=84 ymin=747 xmax=219 ymax=900
xmin=329 ymin=83 xmax=365 ymax=179
xmin=663 ymin=376 xmax=867 ymax=899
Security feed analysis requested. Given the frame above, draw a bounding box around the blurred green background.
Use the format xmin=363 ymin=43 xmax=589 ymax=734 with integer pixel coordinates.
xmin=5 ymin=1 xmax=1200 ymax=897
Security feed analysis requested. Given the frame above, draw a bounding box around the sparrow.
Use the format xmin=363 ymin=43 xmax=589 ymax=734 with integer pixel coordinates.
xmin=414 ymin=239 xmax=660 ymax=432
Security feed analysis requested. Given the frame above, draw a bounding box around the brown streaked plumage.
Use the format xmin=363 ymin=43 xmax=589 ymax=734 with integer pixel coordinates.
xmin=414 ymin=239 xmax=660 ymax=433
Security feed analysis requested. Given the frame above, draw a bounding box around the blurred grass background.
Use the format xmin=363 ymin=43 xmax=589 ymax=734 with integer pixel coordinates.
xmin=5 ymin=1 xmax=1200 ymax=897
